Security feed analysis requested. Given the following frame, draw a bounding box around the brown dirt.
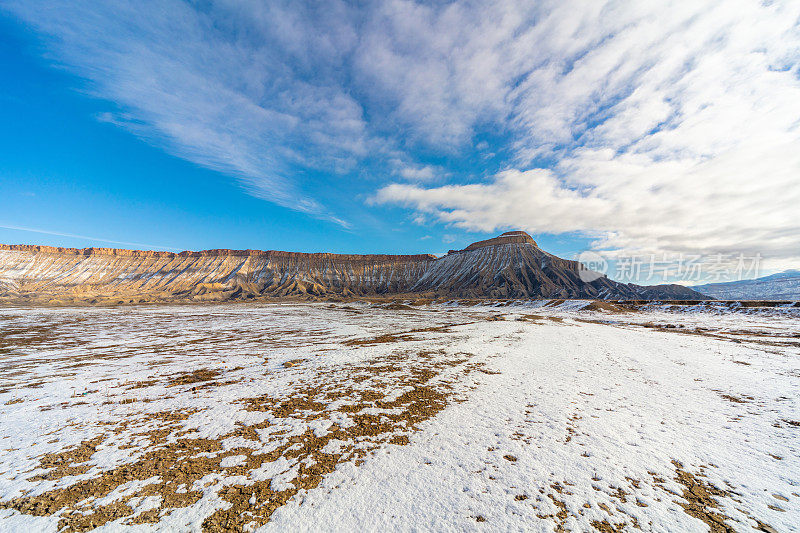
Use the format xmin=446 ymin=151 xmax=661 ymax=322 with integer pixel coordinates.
xmin=343 ymin=320 xmax=474 ymax=346
xmin=344 ymin=333 xmax=414 ymax=346
xmin=591 ymin=519 xmax=626 ymax=532
xmin=166 ymin=368 xmax=222 ymax=387
xmin=719 ymin=392 xmax=754 ymax=404
xmin=583 ymin=301 xmax=629 ymax=313
xmin=29 ymin=436 xmax=106 ymax=481
xmin=671 ymin=461 xmax=735 ymax=532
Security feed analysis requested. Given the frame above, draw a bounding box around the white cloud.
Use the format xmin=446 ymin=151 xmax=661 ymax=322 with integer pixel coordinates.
xmin=4 ymin=0 xmax=367 ymax=223
xmin=5 ymin=0 xmax=800 ymax=264
xmin=388 ymin=158 xmax=441 ymax=182
xmin=399 ymin=165 xmax=437 ymax=181
xmin=374 ymin=0 xmax=800 ymax=266
xmin=376 ymin=168 xmax=610 ymax=234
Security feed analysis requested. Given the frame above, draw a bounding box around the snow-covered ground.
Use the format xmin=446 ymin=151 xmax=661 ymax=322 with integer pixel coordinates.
xmin=0 ymin=302 xmax=797 ymax=532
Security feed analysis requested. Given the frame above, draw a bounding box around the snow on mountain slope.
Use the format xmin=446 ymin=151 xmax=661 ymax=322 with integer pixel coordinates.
xmin=0 ymin=246 xmax=435 ymax=302
xmin=694 ymin=270 xmax=800 ymax=300
xmin=414 ymin=242 xmax=626 ymax=298
xmin=0 ymin=232 xmax=708 ymax=303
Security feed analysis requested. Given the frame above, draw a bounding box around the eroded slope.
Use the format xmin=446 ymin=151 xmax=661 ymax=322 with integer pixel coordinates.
xmin=0 ymin=232 xmax=709 ymax=303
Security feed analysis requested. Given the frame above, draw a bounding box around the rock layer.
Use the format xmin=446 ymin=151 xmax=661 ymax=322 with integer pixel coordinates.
xmin=0 ymin=232 xmax=708 ymax=304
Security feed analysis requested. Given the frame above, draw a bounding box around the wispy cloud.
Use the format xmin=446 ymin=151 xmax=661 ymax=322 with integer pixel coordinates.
xmin=0 ymin=223 xmax=181 ymax=251
xmin=5 ymin=1 xmax=800 ymax=264
xmin=4 ymin=0 xmax=367 ymax=225
xmin=387 ymin=158 xmax=443 ymax=182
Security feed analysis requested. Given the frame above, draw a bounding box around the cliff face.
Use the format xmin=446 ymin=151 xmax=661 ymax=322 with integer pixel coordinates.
xmin=0 ymin=245 xmax=435 ymax=302
xmin=0 ymin=233 xmax=709 ymax=304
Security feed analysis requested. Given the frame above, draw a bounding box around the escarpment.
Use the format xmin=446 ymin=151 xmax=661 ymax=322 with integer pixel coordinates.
xmin=0 ymin=233 xmax=709 ymax=304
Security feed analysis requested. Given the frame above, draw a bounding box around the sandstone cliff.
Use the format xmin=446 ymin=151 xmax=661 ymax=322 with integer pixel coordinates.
xmin=0 ymin=232 xmax=708 ymax=304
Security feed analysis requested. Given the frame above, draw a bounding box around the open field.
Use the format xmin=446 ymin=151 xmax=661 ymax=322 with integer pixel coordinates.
xmin=0 ymin=302 xmax=798 ymax=532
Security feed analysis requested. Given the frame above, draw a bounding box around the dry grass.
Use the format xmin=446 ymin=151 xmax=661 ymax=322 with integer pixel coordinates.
xmin=0 ymin=348 xmax=479 ymax=531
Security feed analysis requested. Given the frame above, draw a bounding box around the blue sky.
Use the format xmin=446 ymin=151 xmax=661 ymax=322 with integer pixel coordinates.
xmin=0 ymin=8 xmax=589 ymax=258
xmin=2 ymin=1 xmax=799 ymax=283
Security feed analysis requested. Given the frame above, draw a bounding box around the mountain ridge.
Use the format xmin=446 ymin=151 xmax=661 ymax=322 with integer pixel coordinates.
xmin=0 ymin=232 xmax=709 ymax=304
xmin=0 ymin=244 xmax=437 ymax=262
xmin=693 ymin=269 xmax=800 ymax=300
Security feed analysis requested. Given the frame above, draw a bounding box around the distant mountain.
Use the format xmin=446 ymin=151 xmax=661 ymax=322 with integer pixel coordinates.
xmin=0 ymin=232 xmax=709 ymax=304
xmin=624 ymin=283 xmax=712 ymax=301
xmin=693 ymin=270 xmax=800 ymax=300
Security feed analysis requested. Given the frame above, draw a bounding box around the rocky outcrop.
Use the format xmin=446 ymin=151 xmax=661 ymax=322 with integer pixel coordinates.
xmin=462 ymin=231 xmax=537 ymax=251
xmin=0 ymin=233 xmax=710 ymax=304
